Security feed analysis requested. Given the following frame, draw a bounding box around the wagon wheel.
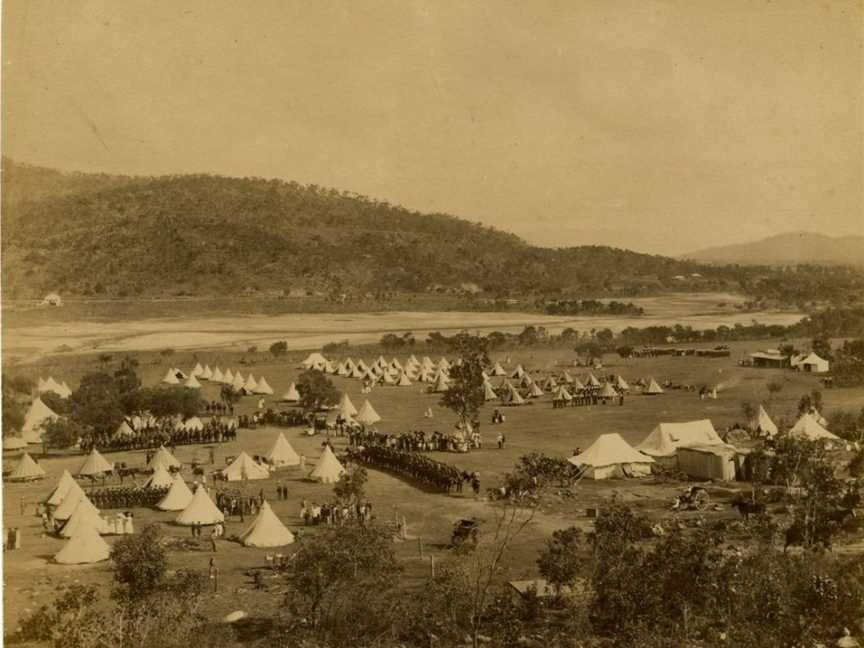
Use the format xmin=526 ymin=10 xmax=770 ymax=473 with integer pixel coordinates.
xmin=693 ymin=490 xmax=710 ymax=511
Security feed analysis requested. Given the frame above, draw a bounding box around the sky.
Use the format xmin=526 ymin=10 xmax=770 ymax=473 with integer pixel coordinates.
xmin=2 ymin=0 xmax=862 ymax=256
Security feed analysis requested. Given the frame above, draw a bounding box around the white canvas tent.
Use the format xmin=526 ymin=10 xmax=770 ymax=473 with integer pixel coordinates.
xmin=53 ymin=487 xmax=95 ymax=522
xmin=145 ymin=464 xmax=174 ymax=489
xmin=280 ymin=383 xmax=301 ymax=402
xmin=483 ymin=381 xmax=498 ymax=401
xmin=191 ymin=363 xmax=204 ymax=377
xmin=223 ymin=369 xmax=235 ymax=385
xmin=7 ymin=452 xmax=46 ymax=481
xmin=114 ymin=420 xmax=136 ymax=439
xmin=201 ymin=365 xmax=213 ymax=380
xmin=22 ymin=398 xmax=60 ymax=444
xmin=211 ymin=367 xmax=224 ymax=383
xmin=184 ymin=374 xmax=202 ymax=389
xmin=175 ymin=485 xmax=225 ymax=525
xmin=301 ymin=352 xmax=328 ymax=370
xmin=789 ymin=414 xmax=840 ymax=443
xmin=149 ymin=445 xmax=181 ymax=471
xmin=355 ymin=400 xmax=382 ymax=426
xmin=222 ymin=451 xmax=270 ymax=481
xmin=568 ymin=433 xmax=654 ymax=479
xmin=337 ymin=393 xmax=358 ymax=418
xmin=77 ymin=448 xmax=114 ymax=477
xmin=162 ymin=368 xmax=180 ymax=385
xmin=267 ymin=433 xmax=300 ymax=467
xmin=490 ymin=362 xmax=506 ymax=376
xmin=254 ymin=377 xmax=274 ymax=395
xmin=238 ymin=501 xmax=295 ymax=547
xmin=59 ymin=499 xmax=109 ymax=538
xmin=309 ymin=445 xmax=345 ymax=484
xmin=54 ymin=525 xmax=111 ymax=564
xmin=232 ymin=372 xmax=246 ymax=391
xmin=243 ymin=374 xmax=259 ymax=393
xmin=397 ymin=372 xmax=412 ymax=387
xmin=45 ymin=470 xmax=76 ymax=507
xmin=636 ymin=420 xmax=723 ymax=460
xmin=157 ymin=475 xmax=195 ymax=511
xmin=645 ymin=378 xmax=664 ymax=395
xmin=750 ymin=405 xmax=778 ymax=437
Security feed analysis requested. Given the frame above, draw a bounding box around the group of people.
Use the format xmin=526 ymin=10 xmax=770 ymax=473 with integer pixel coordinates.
xmin=88 ymin=484 xmax=169 ymax=510
xmin=214 ymin=489 xmax=266 ymax=521
xmin=85 ymin=417 xmax=239 ymax=454
xmin=203 ymin=400 xmax=236 ymax=415
xmin=241 ymin=408 xmax=312 ymax=430
xmin=300 ymin=499 xmax=374 ymax=526
xmin=353 ymin=445 xmax=479 ymax=494
xmin=552 ymin=387 xmax=625 ymax=408
xmin=347 ymin=426 xmax=482 ymax=454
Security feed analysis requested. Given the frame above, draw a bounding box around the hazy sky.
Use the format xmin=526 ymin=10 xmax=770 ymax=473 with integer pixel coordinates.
xmin=3 ymin=0 xmax=862 ymax=255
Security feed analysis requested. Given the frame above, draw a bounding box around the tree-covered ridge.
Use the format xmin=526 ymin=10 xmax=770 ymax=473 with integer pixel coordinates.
xmin=3 ymin=159 xmax=863 ymax=304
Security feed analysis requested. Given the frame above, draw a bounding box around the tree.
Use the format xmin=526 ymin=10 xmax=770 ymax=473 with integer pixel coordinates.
xmin=537 ymin=526 xmax=583 ymax=598
xmin=269 ymin=340 xmax=288 ymax=358
xmin=69 ymin=372 xmax=125 ymax=436
xmin=42 ymin=418 xmax=88 ymax=450
xmin=616 ymin=345 xmax=634 ymax=360
xmin=380 ymin=333 xmax=405 ymax=349
xmin=284 ymin=523 xmax=402 ymax=639
xmin=741 ymin=400 xmax=758 ymax=423
xmin=439 ymin=334 xmax=489 ymax=428
xmin=296 ymin=369 xmax=339 ymax=413
xmin=333 ymin=466 xmax=368 ymax=505
xmin=766 ymin=380 xmax=784 ymax=404
xmin=135 ymin=387 xmax=201 ymax=419
xmin=110 ymin=524 xmax=168 ymax=601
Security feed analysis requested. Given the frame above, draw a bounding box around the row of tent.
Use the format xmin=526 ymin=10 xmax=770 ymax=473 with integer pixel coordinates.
xmin=570 ymin=408 xmax=841 ymax=480
xmin=162 ymin=365 xmax=274 ymax=395
xmin=37 ymin=376 xmax=72 ymax=399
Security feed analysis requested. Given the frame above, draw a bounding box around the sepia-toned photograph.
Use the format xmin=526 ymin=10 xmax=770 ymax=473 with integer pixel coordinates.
xmin=1 ymin=1 xmax=863 ymax=647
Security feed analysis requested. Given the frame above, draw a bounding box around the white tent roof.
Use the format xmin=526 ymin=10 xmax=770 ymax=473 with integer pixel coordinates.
xmin=254 ymin=377 xmax=274 ymax=395
xmin=789 ymin=413 xmax=840 ymax=442
xmin=114 ymin=420 xmax=136 ymax=439
xmin=53 ymin=486 xmax=95 ymax=521
xmin=201 ymin=365 xmax=213 ymax=380
xmin=145 ymin=464 xmax=174 ymax=489
xmin=54 ymin=524 xmax=111 ymax=564
xmin=645 ymin=378 xmax=664 ymax=394
xmin=529 ymin=382 xmax=545 ymax=398
xmin=223 ymin=369 xmax=235 ymax=384
xmin=22 ymin=398 xmax=60 ymax=443
xmin=185 ymin=374 xmax=202 ymax=389
xmin=636 ymin=420 xmax=722 ymax=457
xmin=355 ymin=400 xmax=382 ymax=426
xmin=157 ymin=475 xmax=195 ymax=511
xmin=175 ymin=485 xmax=225 ymax=525
xmin=211 ymin=367 xmax=224 ymax=382
xmin=280 ymin=383 xmax=301 ymax=402
xmin=598 ymin=383 xmax=618 ymax=399
xmin=511 ymin=364 xmax=526 ymax=378
xmin=615 ymin=375 xmax=630 ymax=390
xmin=45 ymin=470 xmax=76 ymax=507
xmin=162 ymin=368 xmax=180 ymax=385
xmin=232 ymin=372 xmax=246 ymax=391
xmin=40 ymin=376 xmax=70 ymax=399
xmin=182 ymin=416 xmax=204 ymax=431
xmin=751 ymin=405 xmax=778 ymax=436
xmin=569 ymin=433 xmax=654 ymax=469
xmin=222 ymin=451 xmax=270 ymax=481
xmin=243 ymin=374 xmax=259 ymax=393
xmin=553 ymin=385 xmax=573 ymax=401
xmin=59 ymin=499 xmax=109 ymax=538
xmin=77 ymin=448 xmax=114 ymax=477
xmin=302 ymin=352 xmax=328 ymax=369
xmin=337 ymin=393 xmax=358 ymax=417
xmin=309 ymin=445 xmax=345 ymax=484
xmin=191 ymin=362 xmax=204 ymax=377
xmin=397 ymin=372 xmax=412 ymax=387
xmin=238 ymin=501 xmax=295 ymax=547
xmin=149 ymin=445 xmax=181 ymax=470
xmin=8 ymin=452 xmax=46 ymax=481
xmin=483 ymin=382 xmax=498 ymax=401
xmin=267 ymin=433 xmax=300 ymax=466
xmin=586 ymin=373 xmax=602 ymax=387
xmin=491 ymin=362 xmax=506 ymax=376
xmin=430 ymin=373 xmax=450 ymax=393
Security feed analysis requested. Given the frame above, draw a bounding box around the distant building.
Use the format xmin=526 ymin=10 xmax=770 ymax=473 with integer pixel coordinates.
xmin=41 ymin=292 xmax=62 ymax=306
xmin=794 ymin=352 xmax=830 ymax=374
xmin=749 ymin=350 xmax=790 ymax=369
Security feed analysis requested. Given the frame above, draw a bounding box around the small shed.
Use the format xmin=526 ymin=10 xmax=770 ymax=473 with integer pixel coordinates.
xmin=677 ymin=443 xmax=741 ymax=481
xmin=795 ymin=352 xmax=830 ymax=374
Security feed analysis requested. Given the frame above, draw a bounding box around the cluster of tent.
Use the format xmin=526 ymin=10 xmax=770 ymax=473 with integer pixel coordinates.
xmin=302 ymin=352 xmax=453 ymax=390
xmin=162 ymin=363 xmax=274 ymax=396
xmin=328 ymin=392 xmax=382 ymax=427
xmin=569 ymin=405 xmax=843 ymax=481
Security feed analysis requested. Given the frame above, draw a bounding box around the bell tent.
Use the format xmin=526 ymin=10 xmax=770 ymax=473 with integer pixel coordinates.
xmin=54 ymin=525 xmax=111 ymax=564
xmin=267 ymin=433 xmax=300 ymax=467
xmin=175 ymin=485 xmax=225 ymax=525
xmin=238 ymin=501 xmax=295 ymax=547
xmin=309 ymin=445 xmax=345 ymax=484
xmin=157 ymin=475 xmax=195 ymax=511
xmin=568 ymin=433 xmax=654 ymax=479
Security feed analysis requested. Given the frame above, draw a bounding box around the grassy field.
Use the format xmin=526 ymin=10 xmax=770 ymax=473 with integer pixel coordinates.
xmin=3 ymin=337 xmax=864 ymax=636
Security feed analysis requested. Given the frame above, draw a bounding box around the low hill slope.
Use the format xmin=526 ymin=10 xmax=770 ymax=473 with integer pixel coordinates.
xmin=684 ymin=232 xmax=864 ymax=267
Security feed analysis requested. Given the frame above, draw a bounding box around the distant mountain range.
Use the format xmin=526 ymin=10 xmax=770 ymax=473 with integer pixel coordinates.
xmin=684 ymin=232 xmax=864 ymax=267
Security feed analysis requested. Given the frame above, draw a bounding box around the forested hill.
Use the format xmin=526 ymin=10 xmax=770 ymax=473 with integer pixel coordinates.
xmin=3 ymin=160 xmax=862 ymax=305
